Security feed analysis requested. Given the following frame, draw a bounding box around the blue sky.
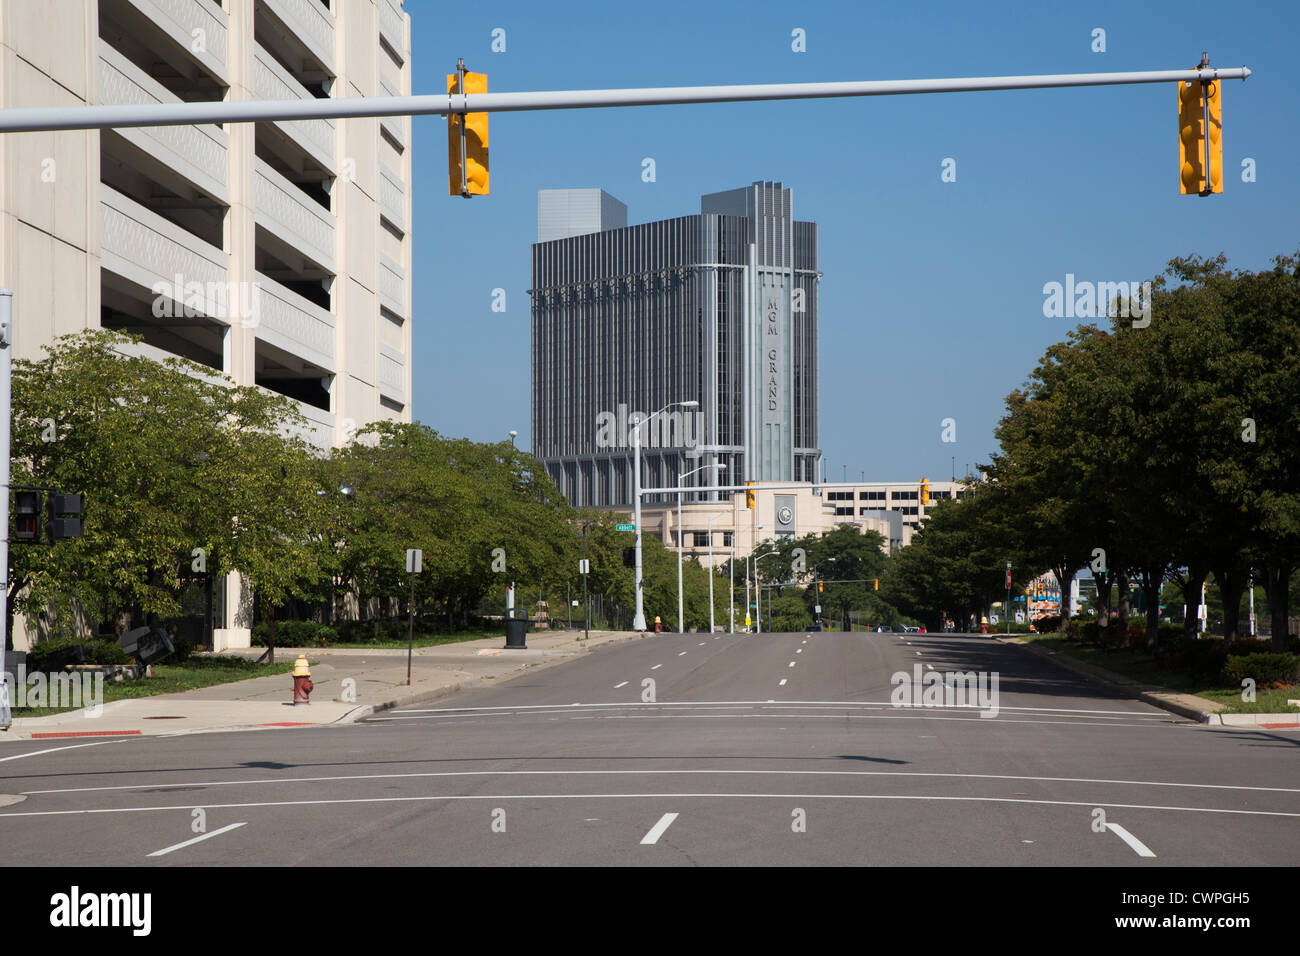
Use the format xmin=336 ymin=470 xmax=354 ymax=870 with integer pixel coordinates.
xmin=406 ymin=0 xmax=1298 ymax=483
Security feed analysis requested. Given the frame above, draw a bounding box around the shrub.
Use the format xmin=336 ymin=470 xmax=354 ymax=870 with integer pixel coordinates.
xmin=334 ymin=619 xmax=408 ymax=643
xmin=1227 ymin=635 xmax=1300 ymax=655
xmin=1035 ymin=615 xmax=1063 ymax=633
xmin=1155 ymin=632 xmax=1227 ymax=680
xmin=1223 ymin=653 xmax=1300 ymax=688
xmin=28 ymin=636 xmax=129 ymax=670
xmin=251 ymin=620 xmax=338 ymax=647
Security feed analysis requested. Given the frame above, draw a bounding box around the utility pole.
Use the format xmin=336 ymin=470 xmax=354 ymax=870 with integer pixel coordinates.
xmin=0 ymin=291 xmax=11 ymax=728
xmin=1006 ymin=561 xmax=1012 ymax=636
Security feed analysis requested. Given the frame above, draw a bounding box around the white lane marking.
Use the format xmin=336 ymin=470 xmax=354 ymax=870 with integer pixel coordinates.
xmin=650 ymin=664 xmax=662 ymax=670
xmin=915 ymin=651 xmax=922 ymax=656
xmin=559 ymin=713 xmax=1178 ymax=730
xmin=7 ymin=794 xmax=1296 ymax=820
xmin=698 ymin=642 xmax=706 ymax=646
xmin=31 ymin=767 xmax=1299 ymax=797
xmin=796 ymin=649 xmax=803 ymax=654
xmin=147 ymin=821 xmax=247 ymax=857
xmin=389 ymin=700 xmax=1167 ymax=717
xmin=779 ymin=679 xmax=788 ymax=686
xmin=614 ymin=681 xmax=628 ymax=689
xmin=926 ymin=664 xmax=934 ymax=670
xmin=788 ymin=662 xmax=796 ymax=668
xmin=640 ymin=812 xmax=679 ymax=845
xmin=571 ymin=702 xmax=581 ymax=706
xmin=1106 ymin=822 xmax=1157 ymax=858
xmin=678 ymin=652 xmax=687 ymax=657
xmin=0 ymin=740 xmax=124 ymax=763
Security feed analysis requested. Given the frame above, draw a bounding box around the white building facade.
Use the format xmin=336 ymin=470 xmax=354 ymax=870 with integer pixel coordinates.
xmin=0 ymin=0 xmax=413 ymax=648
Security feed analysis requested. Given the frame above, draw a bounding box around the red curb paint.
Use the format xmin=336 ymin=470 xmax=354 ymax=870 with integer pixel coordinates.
xmin=31 ymin=730 xmax=142 ymax=738
xmin=258 ymin=722 xmax=314 ymax=727
xmin=1259 ymin=722 xmax=1300 ymax=729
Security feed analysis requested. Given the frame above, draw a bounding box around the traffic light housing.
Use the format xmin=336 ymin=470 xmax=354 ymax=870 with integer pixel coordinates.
xmin=745 ymin=482 xmax=755 ymax=509
xmin=47 ymin=493 xmax=84 ymax=542
xmin=447 ymin=67 xmax=489 ymax=197
xmin=622 ymin=547 xmax=636 ymax=569
xmin=1178 ymin=78 xmax=1222 ymax=195
xmin=818 ymin=580 xmax=823 ymax=593
xmin=873 ymin=578 xmax=879 ymax=591
xmin=920 ymin=478 xmax=930 ymax=506
xmin=13 ymin=491 xmax=41 ymax=543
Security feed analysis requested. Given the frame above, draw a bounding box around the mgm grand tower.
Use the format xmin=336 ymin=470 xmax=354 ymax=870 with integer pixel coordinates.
xmin=530 ymin=181 xmax=820 ymax=507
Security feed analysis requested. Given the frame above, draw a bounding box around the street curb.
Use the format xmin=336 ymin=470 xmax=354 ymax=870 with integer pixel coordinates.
xmin=996 ymin=636 xmax=1219 ymax=723
xmin=333 ymin=629 xmax=653 ymax=724
xmin=998 ymin=636 xmax=1300 ymax=727
xmin=2 ymin=630 xmax=651 ymax=740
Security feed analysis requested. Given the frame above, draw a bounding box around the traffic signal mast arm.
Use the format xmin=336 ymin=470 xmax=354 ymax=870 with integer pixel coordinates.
xmin=0 ymin=65 xmax=1250 ymax=133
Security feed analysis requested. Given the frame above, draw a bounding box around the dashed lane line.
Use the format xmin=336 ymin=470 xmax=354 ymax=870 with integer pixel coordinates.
xmin=640 ymin=812 xmax=679 ymax=845
xmin=147 ymin=821 xmax=247 ymax=858
xmin=1106 ymin=822 xmax=1157 ymax=858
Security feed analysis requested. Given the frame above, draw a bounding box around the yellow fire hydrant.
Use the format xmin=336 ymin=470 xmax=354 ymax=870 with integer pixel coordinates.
xmin=292 ymin=655 xmax=314 ymax=704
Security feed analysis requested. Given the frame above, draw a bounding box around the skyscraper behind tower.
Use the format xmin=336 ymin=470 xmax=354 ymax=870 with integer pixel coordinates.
xmin=530 ymin=181 xmax=819 ymax=507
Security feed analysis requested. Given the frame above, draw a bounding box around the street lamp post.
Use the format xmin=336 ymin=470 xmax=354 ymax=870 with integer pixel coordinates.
xmin=706 ymin=513 xmax=726 ymax=635
xmin=678 ymin=461 xmax=726 ymax=634
xmin=631 ymin=400 xmax=698 ymax=632
xmin=753 ymin=550 xmax=780 ymax=635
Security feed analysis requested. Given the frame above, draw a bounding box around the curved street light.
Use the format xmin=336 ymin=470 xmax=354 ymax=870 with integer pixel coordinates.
xmin=677 ymin=460 xmax=726 ymax=633
xmin=631 ymin=400 xmax=698 ymax=632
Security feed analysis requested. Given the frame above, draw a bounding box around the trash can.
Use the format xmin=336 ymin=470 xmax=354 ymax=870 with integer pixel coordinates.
xmin=505 ymin=616 xmax=529 ymax=649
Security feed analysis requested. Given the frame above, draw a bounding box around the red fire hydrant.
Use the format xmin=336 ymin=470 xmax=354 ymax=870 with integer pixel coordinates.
xmin=654 ymin=616 xmax=663 ymax=633
xmin=980 ymin=616 xmax=989 ymax=635
xmin=292 ymin=655 xmax=314 ymax=704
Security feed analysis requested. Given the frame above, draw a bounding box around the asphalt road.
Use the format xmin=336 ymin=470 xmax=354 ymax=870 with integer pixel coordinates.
xmin=2 ymin=630 xmax=1296 ymax=866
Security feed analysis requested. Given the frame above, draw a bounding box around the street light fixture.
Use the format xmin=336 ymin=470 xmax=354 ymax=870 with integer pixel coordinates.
xmin=706 ymin=512 xmax=729 ymax=635
xmin=736 ymin=524 xmax=762 ymax=634
xmin=752 ymin=549 xmax=780 ymax=634
xmin=508 ymin=430 xmax=517 ymax=448
xmin=677 ymin=459 xmax=726 ymax=633
xmin=631 ymin=400 xmax=698 ymax=632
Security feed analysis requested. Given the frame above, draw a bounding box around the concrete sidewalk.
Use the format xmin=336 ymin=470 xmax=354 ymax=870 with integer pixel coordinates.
xmin=2 ymin=628 xmax=649 ymax=740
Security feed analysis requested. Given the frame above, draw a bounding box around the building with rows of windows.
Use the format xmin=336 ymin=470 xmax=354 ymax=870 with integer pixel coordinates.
xmin=0 ymin=0 xmax=413 ymax=649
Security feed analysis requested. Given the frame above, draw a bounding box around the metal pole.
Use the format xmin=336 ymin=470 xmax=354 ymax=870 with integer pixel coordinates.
xmin=632 ymin=417 xmax=645 ymax=631
xmin=677 ymin=485 xmax=684 ymax=634
xmin=455 ymin=58 xmax=468 ymax=197
xmin=583 ymin=566 xmax=590 ymax=643
xmin=0 ymin=291 xmax=11 ymax=728
xmin=406 ymin=572 xmax=414 ymax=685
xmin=0 ymin=67 xmax=1252 ymax=134
xmin=707 ymin=514 xmax=720 ymax=635
xmin=1006 ymin=562 xmax=1012 ymax=636
xmin=745 ymin=556 xmax=752 ymax=633
xmin=1249 ymin=570 xmax=1255 ymax=636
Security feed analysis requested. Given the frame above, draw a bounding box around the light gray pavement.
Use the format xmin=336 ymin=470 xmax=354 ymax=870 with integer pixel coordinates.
xmin=0 ymin=629 xmax=1296 ymax=867
xmin=2 ymin=628 xmax=648 ymax=740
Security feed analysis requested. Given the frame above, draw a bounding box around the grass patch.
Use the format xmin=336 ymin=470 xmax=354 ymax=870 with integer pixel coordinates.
xmin=1020 ymin=632 xmax=1300 ymax=714
xmin=325 ymin=631 xmax=505 ymax=650
xmin=12 ymin=657 xmax=296 ymax=718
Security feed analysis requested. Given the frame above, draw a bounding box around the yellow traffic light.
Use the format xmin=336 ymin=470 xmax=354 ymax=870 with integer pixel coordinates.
xmin=745 ymin=482 xmax=755 ymax=509
xmin=818 ymin=580 xmax=823 ymax=593
xmin=1178 ymin=79 xmax=1222 ymax=196
xmin=873 ymin=578 xmax=879 ymax=591
xmin=920 ymin=478 xmax=930 ymax=506
xmin=448 ymin=67 xmax=488 ymax=197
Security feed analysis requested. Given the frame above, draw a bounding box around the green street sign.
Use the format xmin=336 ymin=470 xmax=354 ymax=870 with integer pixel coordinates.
xmin=616 ymin=523 xmax=635 ymax=531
